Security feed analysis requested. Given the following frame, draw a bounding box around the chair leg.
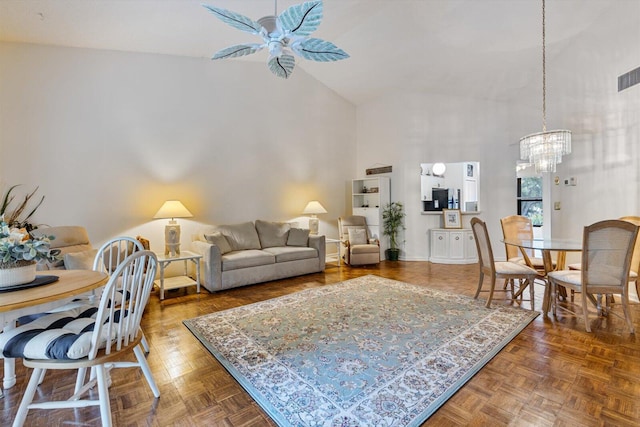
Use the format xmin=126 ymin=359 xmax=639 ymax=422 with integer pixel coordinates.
xmin=12 ymin=367 xmax=43 ymax=427
xmin=550 ymin=280 xmax=557 ymax=317
xmin=581 ymin=290 xmax=591 ymax=332
xmin=529 ymin=277 xmax=535 ymax=311
xmin=620 ymin=293 xmax=635 ymax=334
xmin=141 ymin=333 xmax=150 ymax=353
xmin=75 ymin=367 xmax=88 ymax=395
xmin=95 ymin=364 xmax=113 ymax=427
xmin=486 ymin=276 xmax=497 ymax=308
xmin=474 ymin=272 xmax=484 ymax=299
xmin=134 ymin=345 xmax=160 ymax=398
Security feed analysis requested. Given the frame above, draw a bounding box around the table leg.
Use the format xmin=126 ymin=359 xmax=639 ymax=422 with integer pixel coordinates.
xmin=194 ymin=258 xmax=201 ymax=294
xmin=159 ymin=262 xmax=166 ymax=300
xmin=3 ymin=322 xmax=17 ymax=390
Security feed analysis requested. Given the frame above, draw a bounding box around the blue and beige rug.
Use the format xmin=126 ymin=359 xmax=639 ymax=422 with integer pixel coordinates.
xmin=184 ymin=275 xmax=538 ymax=426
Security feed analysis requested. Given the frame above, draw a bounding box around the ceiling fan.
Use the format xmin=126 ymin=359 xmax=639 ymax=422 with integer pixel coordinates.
xmin=202 ymin=1 xmax=349 ymax=79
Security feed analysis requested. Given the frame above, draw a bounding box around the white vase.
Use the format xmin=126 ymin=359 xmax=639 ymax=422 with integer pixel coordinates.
xmin=0 ymin=262 xmax=37 ymax=288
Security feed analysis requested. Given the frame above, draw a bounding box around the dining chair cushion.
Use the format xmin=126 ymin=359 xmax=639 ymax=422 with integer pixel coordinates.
xmin=494 ymin=261 xmax=539 ymax=276
xmin=549 ymin=269 xmax=623 ymax=287
xmin=509 ymin=256 xmax=546 ymax=269
xmin=0 ymin=305 xmax=122 ymax=360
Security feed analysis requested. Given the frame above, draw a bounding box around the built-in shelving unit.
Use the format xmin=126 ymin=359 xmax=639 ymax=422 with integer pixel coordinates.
xmin=351 ymin=177 xmax=390 ymax=257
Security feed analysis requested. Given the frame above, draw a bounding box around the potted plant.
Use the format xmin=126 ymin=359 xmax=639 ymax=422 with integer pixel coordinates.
xmin=382 ymin=201 xmax=405 ymax=261
xmin=0 ymin=185 xmax=58 ymax=286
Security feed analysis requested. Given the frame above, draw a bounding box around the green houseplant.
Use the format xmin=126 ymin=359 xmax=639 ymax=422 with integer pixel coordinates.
xmin=382 ymin=201 xmax=405 ymax=261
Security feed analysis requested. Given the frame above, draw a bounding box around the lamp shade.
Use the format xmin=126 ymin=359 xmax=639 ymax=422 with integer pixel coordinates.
xmin=153 ymin=200 xmax=193 ymax=220
xmin=302 ymin=201 xmax=327 ymax=215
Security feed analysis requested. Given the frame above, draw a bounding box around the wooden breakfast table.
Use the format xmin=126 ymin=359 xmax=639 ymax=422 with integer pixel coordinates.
xmin=0 ymin=269 xmax=108 ymax=396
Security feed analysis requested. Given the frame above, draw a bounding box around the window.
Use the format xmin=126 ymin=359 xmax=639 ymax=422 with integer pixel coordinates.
xmin=517 ymin=177 xmax=543 ymax=226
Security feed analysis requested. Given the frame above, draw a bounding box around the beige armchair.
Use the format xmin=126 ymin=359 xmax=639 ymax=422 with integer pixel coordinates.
xmin=338 ymin=215 xmax=380 ymax=266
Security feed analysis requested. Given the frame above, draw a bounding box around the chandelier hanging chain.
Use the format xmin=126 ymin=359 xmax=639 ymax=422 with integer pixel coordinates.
xmin=518 ymin=0 xmax=571 ymax=174
xmin=542 ymin=0 xmax=546 ymax=133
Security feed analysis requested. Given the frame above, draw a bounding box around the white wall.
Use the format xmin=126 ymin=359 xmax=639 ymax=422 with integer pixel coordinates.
xmin=0 ymin=42 xmax=357 ymax=250
xmin=356 ymin=92 xmax=516 ymax=260
xmin=355 ymin=1 xmax=640 ymax=262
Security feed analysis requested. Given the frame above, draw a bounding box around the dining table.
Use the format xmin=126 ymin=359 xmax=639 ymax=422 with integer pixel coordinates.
xmin=502 ymin=237 xmax=582 ymax=315
xmin=0 ymin=269 xmax=108 ymax=397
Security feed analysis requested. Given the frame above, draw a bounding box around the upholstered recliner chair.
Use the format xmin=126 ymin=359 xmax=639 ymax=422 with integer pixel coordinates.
xmin=338 ymin=215 xmax=380 ymax=266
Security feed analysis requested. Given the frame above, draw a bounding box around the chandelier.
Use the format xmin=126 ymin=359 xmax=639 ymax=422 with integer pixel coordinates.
xmin=519 ymin=0 xmax=571 ymax=173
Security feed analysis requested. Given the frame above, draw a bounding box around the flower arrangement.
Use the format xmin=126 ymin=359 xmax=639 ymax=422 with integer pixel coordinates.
xmin=1 ymin=184 xmax=45 ymax=232
xmin=0 ymin=219 xmax=59 ymax=269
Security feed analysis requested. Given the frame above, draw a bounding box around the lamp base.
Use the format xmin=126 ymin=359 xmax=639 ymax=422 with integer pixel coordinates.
xmin=165 ymin=222 xmax=181 ymax=257
xmin=308 ymin=217 xmax=319 ymax=235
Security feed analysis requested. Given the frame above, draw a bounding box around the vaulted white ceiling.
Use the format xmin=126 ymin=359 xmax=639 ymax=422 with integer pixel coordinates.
xmin=1 ymin=0 xmax=637 ymax=106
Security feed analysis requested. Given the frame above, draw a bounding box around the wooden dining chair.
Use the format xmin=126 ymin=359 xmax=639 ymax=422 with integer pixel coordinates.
xmin=567 ymin=216 xmax=640 ymax=304
xmin=471 ymin=217 xmax=540 ymax=309
xmin=2 ymin=250 xmax=160 ymax=427
xmin=500 ymin=215 xmax=554 ymax=274
xmin=548 ymin=220 xmax=638 ymax=333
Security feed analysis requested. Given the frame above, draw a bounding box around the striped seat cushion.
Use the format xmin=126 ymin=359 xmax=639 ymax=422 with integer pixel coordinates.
xmin=0 ymin=305 xmax=124 ymax=360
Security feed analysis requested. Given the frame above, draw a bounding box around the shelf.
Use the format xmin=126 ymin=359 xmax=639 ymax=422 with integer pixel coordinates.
xmin=421 ymin=211 xmax=481 ymax=215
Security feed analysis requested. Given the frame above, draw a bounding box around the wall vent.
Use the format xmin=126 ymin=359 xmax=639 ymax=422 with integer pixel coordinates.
xmin=618 ymin=66 xmax=640 ymax=92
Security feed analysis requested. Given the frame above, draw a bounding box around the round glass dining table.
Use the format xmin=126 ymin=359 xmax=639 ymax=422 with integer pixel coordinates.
xmin=502 ymin=238 xmax=582 ymax=314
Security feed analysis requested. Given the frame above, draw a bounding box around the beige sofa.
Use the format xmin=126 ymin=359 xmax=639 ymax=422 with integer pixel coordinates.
xmin=191 ymin=220 xmax=325 ymax=292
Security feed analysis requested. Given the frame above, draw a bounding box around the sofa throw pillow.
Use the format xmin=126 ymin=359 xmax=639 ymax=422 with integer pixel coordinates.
xmin=287 ymin=228 xmax=310 ymax=247
xmin=348 ymin=228 xmax=367 ymax=245
xmin=205 ymin=232 xmax=232 ymax=254
xmin=64 ymin=249 xmax=99 ymax=270
xmin=255 ymin=220 xmax=291 ymax=248
xmin=215 ymin=222 xmax=261 ymax=251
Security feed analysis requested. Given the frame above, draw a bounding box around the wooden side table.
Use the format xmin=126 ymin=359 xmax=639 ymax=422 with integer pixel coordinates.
xmin=325 ymin=238 xmax=342 ymax=266
xmin=154 ymin=250 xmax=202 ymax=300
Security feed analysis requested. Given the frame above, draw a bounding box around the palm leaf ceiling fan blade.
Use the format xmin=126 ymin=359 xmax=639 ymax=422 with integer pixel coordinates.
xmin=268 ymin=54 xmax=296 ymax=79
xmin=292 ymin=38 xmax=350 ymax=62
xmin=202 ymin=1 xmax=348 ymax=79
xmin=212 ymin=44 xmax=264 ymax=60
xmin=278 ymin=1 xmax=323 ymax=37
xmin=202 ymin=4 xmax=262 ymax=34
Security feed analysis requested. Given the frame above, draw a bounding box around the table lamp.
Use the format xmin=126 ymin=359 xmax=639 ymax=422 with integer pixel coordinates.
xmin=302 ymin=201 xmax=327 ymax=235
xmin=154 ymin=200 xmax=193 ymax=256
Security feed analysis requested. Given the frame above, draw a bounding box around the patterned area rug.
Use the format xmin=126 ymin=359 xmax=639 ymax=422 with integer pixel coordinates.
xmin=183 ymin=275 xmax=538 ymax=426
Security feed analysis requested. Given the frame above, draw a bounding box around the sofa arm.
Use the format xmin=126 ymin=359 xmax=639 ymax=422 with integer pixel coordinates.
xmin=191 ymin=240 xmax=222 ymax=292
xmin=308 ymin=235 xmax=326 ymax=271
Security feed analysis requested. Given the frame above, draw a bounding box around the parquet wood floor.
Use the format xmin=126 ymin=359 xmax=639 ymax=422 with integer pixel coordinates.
xmin=1 ymin=261 xmax=639 ymax=426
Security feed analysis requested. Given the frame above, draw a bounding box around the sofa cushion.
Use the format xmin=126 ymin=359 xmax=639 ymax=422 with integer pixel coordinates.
xmin=216 ymin=222 xmax=261 ymax=251
xmin=205 ymin=232 xmax=232 ymax=254
xmin=263 ymin=246 xmax=318 ymax=263
xmin=222 ymin=250 xmax=275 ymax=271
xmin=287 ymin=228 xmax=310 ymax=247
xmin=255 ymin=220 xmax=291 ymax=248
xmin=64 ymin=249 xmax=99 ymax=270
